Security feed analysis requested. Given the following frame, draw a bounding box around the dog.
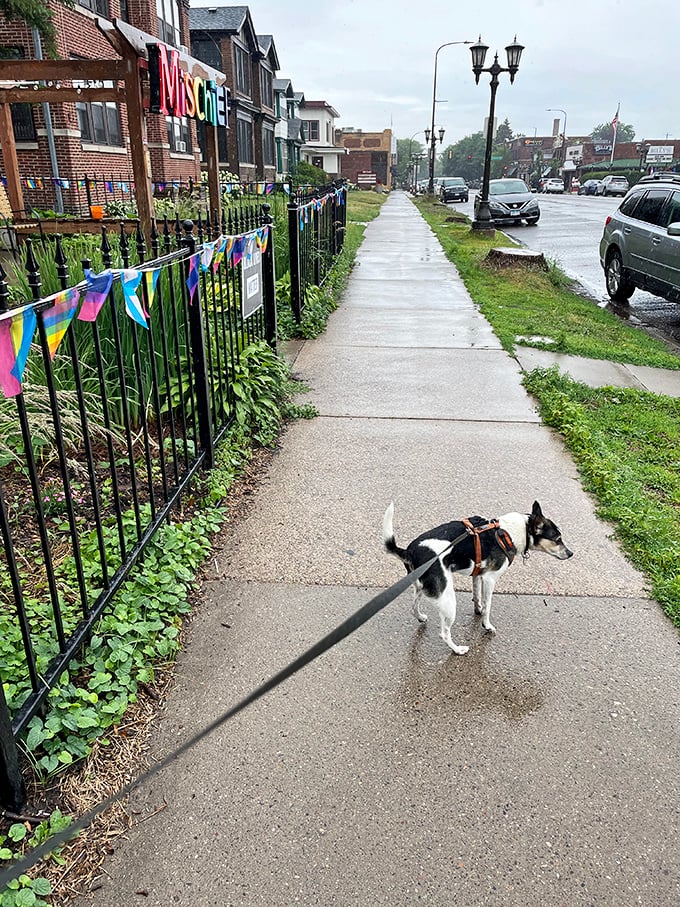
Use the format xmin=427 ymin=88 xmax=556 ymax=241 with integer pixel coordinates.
xmin=382 ymin=501 xmax=572 ymax=655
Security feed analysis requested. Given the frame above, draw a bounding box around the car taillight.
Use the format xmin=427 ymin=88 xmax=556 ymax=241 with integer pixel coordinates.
xmin=604 ymin=215 xmax=612 ymax=226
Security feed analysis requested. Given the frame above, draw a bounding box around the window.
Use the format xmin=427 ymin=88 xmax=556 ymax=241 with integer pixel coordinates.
xmin=665 ymin=191 xmax=680 ymax=227
xmin=77 ymin=0 xmax=109 ymax=15
xmin=634 ymin=189 xmax=671 ymax=227
xmin=166 ymin=116 xmax=191 ymax=154
xmin=619 ymin=191 xmax=643 ymax=218
xmin=119 ymin=0 xmax=129 ymax=21
xmin=0 ymin=46 xmax=36 ymax=142
xmin=260 ymin=68 xmax=273 ymax=109
xmin=234 ymin=44 xmax=250 ymax=95
xmin=262 ymin=125 xmax=275 ymax=167
xmin=74 ymin=76 xmax=123 ymax=146
xmin=236 ymin=116 xmax=253 ymax=164
xmin=191 ymin=37 xmax=222 ymax=71
xmin=303 ymin=120 xmax=319 ymax=142
xmin=156 ymin=0 xmax=180 ymax=47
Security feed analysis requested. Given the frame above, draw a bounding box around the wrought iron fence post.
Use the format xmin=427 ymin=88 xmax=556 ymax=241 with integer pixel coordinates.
xmin=0 ymin=675 xmax=25 ymax=810
xmin=181 ymin=220 xmax=214 ymax=469
xmin=261 ymin=203 xmax=277 ymax=351
xmin=287 ymin=196 xmax=302 ymax=323
xmin=312 ymin=192 xmax=321 ymax=287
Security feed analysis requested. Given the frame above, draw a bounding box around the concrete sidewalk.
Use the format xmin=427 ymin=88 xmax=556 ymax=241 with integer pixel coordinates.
xmin=80 ymin=192 xmax=680 ymax=906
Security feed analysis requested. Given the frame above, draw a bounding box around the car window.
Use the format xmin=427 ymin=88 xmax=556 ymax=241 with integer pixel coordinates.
xmin=663 ymin=190 xmax=680 ymax=227
xmin=489 ymin=179 xmax=527 ymax=195
xmin=634 ymin=189 xmax=672 ymax=226
xmin=619 ymin=191 xmax=644 ymax=217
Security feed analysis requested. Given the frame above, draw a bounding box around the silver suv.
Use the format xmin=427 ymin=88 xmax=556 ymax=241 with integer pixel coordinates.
xmin=596 ymin=175 xmax=630 ymax=197
xmin=599 ymin=173 xmax=680 ymax=303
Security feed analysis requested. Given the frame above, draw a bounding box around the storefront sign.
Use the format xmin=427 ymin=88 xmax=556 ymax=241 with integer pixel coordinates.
xmin=147 ymin=43 xmax=229 ymax=127
xmin=646 ymin=145 xmax=674 ymax=163
xmin=524 ymin=138 xmax=544 ymax=146
xmin=593 ymin=143 xmax=612 ymax=155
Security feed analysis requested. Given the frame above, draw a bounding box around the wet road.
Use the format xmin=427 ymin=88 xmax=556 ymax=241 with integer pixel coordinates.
xmin=453 ymin=191 xmax=680 ymax=350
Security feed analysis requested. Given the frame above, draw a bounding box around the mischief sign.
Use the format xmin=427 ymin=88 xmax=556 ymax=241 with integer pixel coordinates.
xmin=148 ymin=43 xmax=229 ymax=128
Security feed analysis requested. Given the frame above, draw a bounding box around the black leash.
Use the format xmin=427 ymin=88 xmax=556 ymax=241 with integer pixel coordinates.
xmin=0 ymin=533 xmax=473 ymax=888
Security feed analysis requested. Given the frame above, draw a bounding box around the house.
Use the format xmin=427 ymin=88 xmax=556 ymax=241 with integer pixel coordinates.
xmin=189 ymin=5 xmax=279 ymax=183
xmin=337 ymin=127 xmax=396 ymax=188
xmin=0 ymin=0 xmax=203 ymax=216
xmin=273 ymin=78 xmax=304 ymax=180
xmin=300 ymin=100 xmax=346 ymax=178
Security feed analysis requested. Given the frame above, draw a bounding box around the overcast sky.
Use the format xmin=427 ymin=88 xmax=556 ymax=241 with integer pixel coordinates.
xmin=191 ymin=0 xmax=679 ymax=147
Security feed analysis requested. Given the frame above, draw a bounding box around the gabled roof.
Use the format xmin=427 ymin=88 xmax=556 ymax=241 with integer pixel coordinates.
xmin=274 ymin=78 xmax=294 ymax=97
xmin=302 ymin=100 xmax=340 ymax=118
xmin=257 ymin=34 xmax=279 ymax=70
xmin=189 ymin=6 xmax=249 ymax=33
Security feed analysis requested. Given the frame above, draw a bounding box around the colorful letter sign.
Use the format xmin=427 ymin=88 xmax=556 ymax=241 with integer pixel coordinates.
xmin=147 ymin=43 xmax=229 ymax=128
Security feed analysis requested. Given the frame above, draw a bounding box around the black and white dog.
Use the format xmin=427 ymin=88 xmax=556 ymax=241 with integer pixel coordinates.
xmin=383 ymin=501 xmax=572 ymax=655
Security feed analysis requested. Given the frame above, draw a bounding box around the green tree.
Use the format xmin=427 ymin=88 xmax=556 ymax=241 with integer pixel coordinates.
xmin=496 ymin=118 xmax=514 ymax=144
xmin=0 ymin=0 xmax=74 ymax=57
xmin=591 ymin=121 xmax=635 ymax=143
xmin=396 ymin=137 xmax=425 ymax=184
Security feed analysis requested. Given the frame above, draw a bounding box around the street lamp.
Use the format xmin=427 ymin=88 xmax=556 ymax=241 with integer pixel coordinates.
xmin=427 ymin=40 xmax=472 ymax=195
xmin=546 ymin=107 xmax=568 ymax=170
xmin=636 ymin=142 xmax=650 ymax=173
xmin=470 ymin=35 xmax=524 ymax=231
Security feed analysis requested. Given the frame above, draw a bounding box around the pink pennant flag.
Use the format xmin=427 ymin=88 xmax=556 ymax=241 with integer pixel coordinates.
xmin=0 ymin=306 xmax=37 ymax=398
xmin=78 ymin=268 xmax=113 ymax=322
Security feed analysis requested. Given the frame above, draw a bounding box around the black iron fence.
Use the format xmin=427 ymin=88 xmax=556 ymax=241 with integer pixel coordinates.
xmin=287 ymin=184 xmax=347 ymax=321
xmin=0 ymin=200 xmax=276 ymax=807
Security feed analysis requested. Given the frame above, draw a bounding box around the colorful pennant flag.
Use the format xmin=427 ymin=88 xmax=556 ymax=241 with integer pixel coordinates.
xmin=43 ymin=288 xmax=80 ymax=360
xmin=186 ymin=253 xmax=200 ymax=304
xmin=231 ymin=236 xmax=246 ymax=267
xmin=212 ymin=236 xmax=227 ymax=273
xmin=200 ymin=241 xmax=216 ymax=272
xmin=120 ymin=269 xmax=148 ymax=328
xmin=78 ymin=268 xmax=113 ymax=322
xmin=255 ymin=226 xmax=269 ymax=254
xmin=0 ymin=307 xmax=37 ymax=398
xmin=144 ymin=268 xmax=161 ymax=310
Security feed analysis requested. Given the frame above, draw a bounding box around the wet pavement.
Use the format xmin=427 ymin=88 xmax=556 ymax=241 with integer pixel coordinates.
xmin=77 ymin=192 xmax=680 ymax=907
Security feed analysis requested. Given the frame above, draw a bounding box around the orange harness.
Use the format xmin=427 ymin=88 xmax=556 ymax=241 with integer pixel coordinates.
xmin=461 ymin=519 xmax=516 ymax=577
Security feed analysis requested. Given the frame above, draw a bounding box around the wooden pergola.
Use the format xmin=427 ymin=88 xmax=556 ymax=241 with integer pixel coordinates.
xmin=0 ymin=20 xmax=225 ymax=238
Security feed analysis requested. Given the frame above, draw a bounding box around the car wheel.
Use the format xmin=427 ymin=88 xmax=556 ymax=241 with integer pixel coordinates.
xmin=605 ymin=250 xmax=635 ymax=301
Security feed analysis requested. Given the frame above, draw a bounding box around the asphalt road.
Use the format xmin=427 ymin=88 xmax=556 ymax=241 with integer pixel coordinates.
xmin=451 ymin=191 xmax=680 ymax=350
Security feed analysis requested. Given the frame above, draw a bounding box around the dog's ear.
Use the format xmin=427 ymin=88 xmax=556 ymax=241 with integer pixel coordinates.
xmin=530 ymin=500 xmax=544 ymax=530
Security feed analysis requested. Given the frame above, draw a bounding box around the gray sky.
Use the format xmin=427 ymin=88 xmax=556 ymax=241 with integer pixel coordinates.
xmin=191 ymin=0 xmax=679 ymax=146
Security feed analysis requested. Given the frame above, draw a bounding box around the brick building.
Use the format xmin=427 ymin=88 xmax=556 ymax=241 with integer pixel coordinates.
xmin=0 ymin=0 xmax=204 ymax=215
xmin=189 ymin=5 xmax=278 ymax=183
xmin=337 ymin=127 xmax=395 ymax=188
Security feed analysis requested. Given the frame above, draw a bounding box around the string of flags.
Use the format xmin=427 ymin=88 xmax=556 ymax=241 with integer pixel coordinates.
xmin=0 ymin=224 xmax=270 ymax=400
xmin=298 ymin=186 xmax=345 ymax=232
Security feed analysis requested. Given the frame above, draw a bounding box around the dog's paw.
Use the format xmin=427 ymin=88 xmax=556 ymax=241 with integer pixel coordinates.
xmin=451 ymin=644 xmax=469 ymax=656
xmin=482 ymin=622 xmax=497 ymax=635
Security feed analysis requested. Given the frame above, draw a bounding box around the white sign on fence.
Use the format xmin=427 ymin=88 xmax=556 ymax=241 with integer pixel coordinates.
xmin=241 ymin=246 xmax=263 ymax=319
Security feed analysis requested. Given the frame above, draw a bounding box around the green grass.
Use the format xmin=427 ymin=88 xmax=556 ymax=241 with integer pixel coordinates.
xmin=346 ymin=189 xmax=388 ymax=223
xmin=524 ymin=369 xmax=680 ymax=625
xmin=416 ymin=196 xmax=680 ymax=370
xmin=414 ymin=195 xmax=680 ymax=628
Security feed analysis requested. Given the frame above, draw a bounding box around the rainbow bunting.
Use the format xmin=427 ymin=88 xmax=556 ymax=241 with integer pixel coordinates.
xmin=0 ymin=307 xmax=37 ymax=398
xmin=144 ymin=268 xmax=161 ymax=309
xmin=186 ymin=253 xmax=200 ymax=304
xmin=211 ymin=236 xmax=227 ymax=273
xmin=255 ymin=226 xmax=269 ymax=254
xmin=120 ymin=269 xmax=147 ymax=328
xmin=266 ymin=183 xmax=274 ymax=195
xmin=78 ymin=268 xmax=114 ymax=322
xmin=43 ymin=288 xmax=80 ymax=360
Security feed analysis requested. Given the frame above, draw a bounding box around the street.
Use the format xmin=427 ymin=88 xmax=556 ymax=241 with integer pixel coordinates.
xmin=451 ymin=191 xmax=680 ymax=349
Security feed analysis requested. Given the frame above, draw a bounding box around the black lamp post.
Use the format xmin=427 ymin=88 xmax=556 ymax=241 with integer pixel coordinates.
xmin=470 ymin=35 xmax=524 ymax=231
xmin=425 ymin=126 xmax=446 ymax=193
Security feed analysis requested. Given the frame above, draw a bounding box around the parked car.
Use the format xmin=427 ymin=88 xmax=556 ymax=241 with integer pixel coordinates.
xmin=599 ymin=172 xmax=680 ymax=303
xmin=578 ymin=179 xmax=601 ymax=196
xmin=542 ymin=178 xmax=564 ymax=194
xmin=596 ymin=175 xmax=630 ymax=197
xmin=439 ymin=176 xmax=469 ymax=203
xmin=474 ymin=178 xmax=540 ymax=225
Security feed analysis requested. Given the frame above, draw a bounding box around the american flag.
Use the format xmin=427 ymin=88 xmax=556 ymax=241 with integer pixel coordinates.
xmin=611 ymin=103 xmax=620 ymax=131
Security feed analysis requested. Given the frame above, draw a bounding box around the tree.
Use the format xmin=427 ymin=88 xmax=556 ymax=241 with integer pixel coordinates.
xmin=292 ymin=160 xmax=328 ymax=188
xmin=591 ymin=121 xmax=635 ymax=143
xmin=0 ymin=0 xmax=75 ymax=57
xmin=441 ymin=132 xmax=487 ymax=182
xmin=495 ymin=118 xmax=514 ymax=144
xmin=396 ymin=137 xmax=424 ymax=184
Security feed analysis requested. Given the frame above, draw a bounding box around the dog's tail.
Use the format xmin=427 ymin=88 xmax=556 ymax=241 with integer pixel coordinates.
xmin=382 ymin=502 xmax=408 ymax=562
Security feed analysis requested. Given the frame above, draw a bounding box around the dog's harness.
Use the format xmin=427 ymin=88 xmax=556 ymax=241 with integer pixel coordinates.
xmin=462 ymin=519 xmax=516 ymax=576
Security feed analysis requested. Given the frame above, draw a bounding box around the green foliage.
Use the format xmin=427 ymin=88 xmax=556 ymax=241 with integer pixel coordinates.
xmin=590 ymin=121 xmax=636 ymax=143
xmin=523 ymin=368 xmax=680 ymax=624
xmin=292 ymin=161 xmax=328 ymax=188
xmin=0 ymin=810 xmax=73 ymax=905
xmin=0 ymin=0 xmax=74 ymax=58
